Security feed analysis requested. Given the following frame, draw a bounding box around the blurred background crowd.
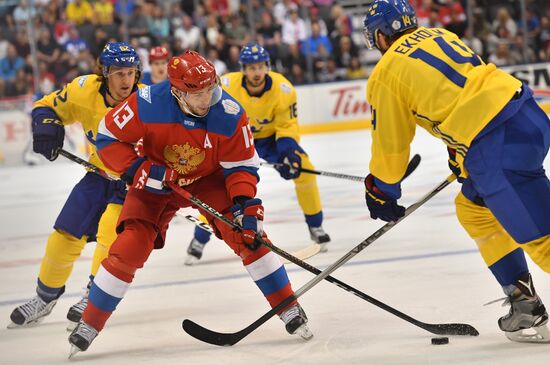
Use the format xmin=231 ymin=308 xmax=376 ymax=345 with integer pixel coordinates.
xmin=0 ymin=0 xmax=549 ymax=98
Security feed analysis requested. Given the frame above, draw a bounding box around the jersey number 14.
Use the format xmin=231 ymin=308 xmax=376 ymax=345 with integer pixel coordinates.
xmin=408 ymin=36 xmax=482 ymax=88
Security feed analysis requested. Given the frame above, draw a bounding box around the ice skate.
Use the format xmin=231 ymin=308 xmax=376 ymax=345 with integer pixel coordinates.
xmin=68 ymin=320 xmax=98 ymax=358
xmin=308 ymin=225 xmax=330 ymax=252
xmin=280 ymin=303 xmax=313 ymax=340
xmin=8 ymin=295 xmax=58 ymax=328
xmin=499 ymin=273 xmax=550 ymax=343
xmin=66 ymin=280 xmax=91 ymax=331
xmin=185 ymin=238 xmax=205 ymax=266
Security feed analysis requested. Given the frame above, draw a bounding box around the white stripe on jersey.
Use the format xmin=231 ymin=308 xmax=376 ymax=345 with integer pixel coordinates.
xmin=220 ymin=150 xmax=260 ymax=170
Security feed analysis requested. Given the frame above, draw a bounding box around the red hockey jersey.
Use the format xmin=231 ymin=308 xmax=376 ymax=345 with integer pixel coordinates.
xmin=96 ymin=81 xmax=260 ymax=199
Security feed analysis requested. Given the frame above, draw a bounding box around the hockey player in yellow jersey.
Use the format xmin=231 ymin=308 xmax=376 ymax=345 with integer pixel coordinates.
xmin=8 ymin=42 xmax=142 ymax=330
xmin=363 ymin=0 xmax=550 ymax=343
xmin=185 ymin=43 xmax=330 ymax=265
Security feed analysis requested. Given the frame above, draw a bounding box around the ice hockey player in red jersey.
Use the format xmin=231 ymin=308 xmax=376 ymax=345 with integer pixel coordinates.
xmin=67 ymin=50 xmax=312 ymax=356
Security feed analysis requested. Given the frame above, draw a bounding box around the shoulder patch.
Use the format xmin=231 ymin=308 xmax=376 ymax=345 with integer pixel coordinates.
xmin=138 ymin=86 xmax=152 ymax=103
xmin=222 ymin=99 xmax=240 ymax=115
xmin=78 ymin=76 xmax=89 ymax=88
xmin=280 ymin=83 xmax=292 ymax=94
xmin=221 ymin=76 xmax=230 ymax=88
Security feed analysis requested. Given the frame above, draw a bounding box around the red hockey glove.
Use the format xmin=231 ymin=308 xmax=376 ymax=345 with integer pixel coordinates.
xmin=122 ymin=157 xmax=179 ymax=194
xmin=230 ymin=198 xmax=266 ymax=250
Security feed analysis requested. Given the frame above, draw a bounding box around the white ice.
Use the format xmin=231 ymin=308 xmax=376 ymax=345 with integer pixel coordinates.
xmin=0 ymin=129 xmax=549 ymax=365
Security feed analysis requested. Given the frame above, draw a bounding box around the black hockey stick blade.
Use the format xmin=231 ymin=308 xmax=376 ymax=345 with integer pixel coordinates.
xmin=182 ymin=294 xmax=297 ymax=346
xmin=421 ymin=323 xmax=479 ymax=336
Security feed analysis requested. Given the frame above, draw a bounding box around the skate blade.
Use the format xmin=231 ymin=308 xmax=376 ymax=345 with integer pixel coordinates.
xmin=68 ymin=345 xmax=81 ymax=359
xmin=505 ymin=325 xmax=550 ymax=343
xmin=184 ymin=255 xmax=200 ymax=266
xmin=318 ymin=242 xmax=328 ymax=253
xmin=7 ymin=317 xmax=44 ymax=329
xmin=295 ymin=324 xmax=314 ymax=341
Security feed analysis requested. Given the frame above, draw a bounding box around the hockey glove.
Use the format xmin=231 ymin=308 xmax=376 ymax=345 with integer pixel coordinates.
xmin=122 ymin=157 xmax=179 ymax=194
xmin=276 ymin=137 xmax=304 ymax=180
xmin=31 ymin=107 xmax=65 ymax=161
xmin=230 ymin=197 xmax=266 ymax=250
xmin=364 ymin=174 xmax=405 ymax=222
xmin=447 ymin=147 xmax=465 ymax=183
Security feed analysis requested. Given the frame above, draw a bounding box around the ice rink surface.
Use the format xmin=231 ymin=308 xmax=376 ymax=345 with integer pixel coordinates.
xmin=0 ymin=129 xmax=549 ymax=365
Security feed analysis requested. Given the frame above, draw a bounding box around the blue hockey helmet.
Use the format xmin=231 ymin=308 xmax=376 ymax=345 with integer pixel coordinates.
xmin=99 ymin=41 xmax=142 ymax=78
xmin=239 ymin=43 xmax=270 ymax=68
xmin=363 ymin=0 xmax=417 ymax=50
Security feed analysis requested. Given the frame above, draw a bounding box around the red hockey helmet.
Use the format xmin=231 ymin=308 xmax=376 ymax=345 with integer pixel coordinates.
xmin=168 ymin=50 xmax=217 ymax=93
xmin=149 ymin=46 xmax=170 ymax=62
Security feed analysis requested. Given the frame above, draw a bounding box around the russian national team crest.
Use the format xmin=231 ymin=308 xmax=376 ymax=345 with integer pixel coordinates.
xmin=164 ymin=143 xmax=206 ymax=174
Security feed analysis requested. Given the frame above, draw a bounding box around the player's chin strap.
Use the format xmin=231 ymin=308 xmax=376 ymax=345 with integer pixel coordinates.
xmin=171 ymin=82 xmax=223 ymax=118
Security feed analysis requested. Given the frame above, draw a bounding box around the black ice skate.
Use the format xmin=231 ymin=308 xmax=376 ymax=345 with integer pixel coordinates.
xmin=185 ymin=237 xmax=206 ymax=266
xmin=66 ymin=280 xmax=92 ymax=331
xmin=308 ymin=225 xmax=330 ymax=252
xmin=8 ymin=295 xmax=58 ymax=328
xmin=280 ymin=303 xmax=313 ymax=340
xmin=498 ymin=273 xmax=550 ymax=343
xmin=68 ymin=320 xmax=98 ymax=358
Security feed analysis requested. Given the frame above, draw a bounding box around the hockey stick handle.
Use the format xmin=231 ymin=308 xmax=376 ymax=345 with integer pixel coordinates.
xmin=58 ymin=149 xmax=214 ymax=232
xmin=262 ymin=153 xmax=421 ymax=183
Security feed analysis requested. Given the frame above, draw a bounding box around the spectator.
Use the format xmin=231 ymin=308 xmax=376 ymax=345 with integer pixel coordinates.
xmin=488 ymin=40 xmax=513 ymax=66
xmin=204 ymin=14 xmax=220 ymax=48
xmin=168 ymin=2 xmax=185 ymax=31
xmin=306 ymin=7 xmax=328 ymax=37
xmin=445 ymin=4 xmax=467 ymax=38
xmin=66 ymin=0 xmax=94 ymax=26
xmin=346 ymin=56 xmax=368 ymax=80
xmin=225 ymin=45 xmax=241 ymax=72
xmin=36 ymin=27 xmax=61 ymax=69
xmin=317 ymin=58 xmax=344 ymax=83
xmin=223 ymin=14 xmax=249 ymax=47
xmin=415 ymin=0 xmax=434 ymax=28
xmin=64 ymin=28 xmax=87 ymax=59
xmin=127 ymin=4 xmax=150 ymax=39
xmin=334 ymin=35 xmax=358 ymax=69
xmin=288 ymin=63 xmax=307 ymax=85
xmin=282 ymin=4 xmax=307 ymax=46
xmin=301 ymin=21 xmax=332 ymax=57
xmin=207 ymin=48 xmax=227 ymax=75
xmin=0 ymin=32 xmax=8 ymax=59
xmin=14 ymin=30 xmax=31 ymax=62
xmin=328 ymin=4 xmax=352 ymax=39
xmin=0 ymin=43 xmax=24 ymax=79
xmin=491 ymin=7 xmax=518 ymax=41
xmin=13 ymin=0 xmax=37 ymax=27
xmin=147 ymin=5 xmax=170 ymax=42
xmin=54 ymin=12 xmax=73 ymax=45
xmin=461 ymin=29 xmax=484 ymax=58
xmin=273 ymin=0 xmax=294 ymax=26
xmin=174 ymin=15 xmax=201 ymax=50
xmin=94 ymin=0 xmax=114 ymax=26
xmin=510 ymin=33 xmax=537 ymax=64
xmin=257 ymin=10 xmax=282 ymax=63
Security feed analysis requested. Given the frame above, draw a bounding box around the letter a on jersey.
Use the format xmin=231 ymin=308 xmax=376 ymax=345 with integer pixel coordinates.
xmin=204 ymin=133 xmax=212 ymax=149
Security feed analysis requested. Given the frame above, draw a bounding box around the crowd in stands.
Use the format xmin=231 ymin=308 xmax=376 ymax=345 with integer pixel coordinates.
xmin=0 ymin=0 xmax=549 ymax=98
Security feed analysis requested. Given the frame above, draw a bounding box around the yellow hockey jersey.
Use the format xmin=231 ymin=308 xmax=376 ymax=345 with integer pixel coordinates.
xmin=367 ymin=27 xmax=521 ymax=183
xmin=221 ymin=71 xmax=300 ymax=142
xmin=34 ymin=74 xmax=142 ymax=176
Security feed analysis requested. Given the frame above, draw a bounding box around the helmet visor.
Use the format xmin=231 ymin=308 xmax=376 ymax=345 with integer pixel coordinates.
xmin=363 ymin=26 xmax=376 ymax=50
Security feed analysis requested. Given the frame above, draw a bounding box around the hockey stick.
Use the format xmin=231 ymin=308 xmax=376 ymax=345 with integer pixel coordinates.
xmin=261 ymin=154 xmax=421 ymax=183
xmin=180 ymin=174 xmax=478 ymax=346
